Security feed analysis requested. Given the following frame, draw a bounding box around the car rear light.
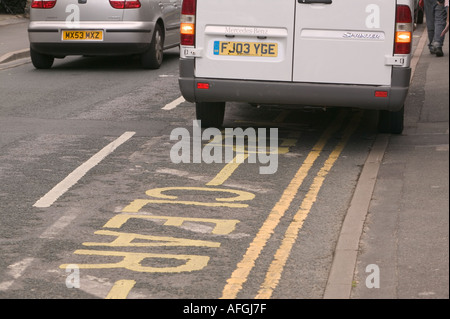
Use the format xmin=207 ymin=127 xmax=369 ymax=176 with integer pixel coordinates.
xmin=394 ymin=5 xmax=413 ymax=54
xmin=181 ymin=0 xmax=196 ymax=46
xmin=31 ymin=0 xmax=57 ymax=8
xmin=109 ymin=0 xmax=141 ymax=9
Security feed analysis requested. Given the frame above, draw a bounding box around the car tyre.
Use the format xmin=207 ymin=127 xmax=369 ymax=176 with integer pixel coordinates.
xmin=378 ymin=105 xmax=404 ymax=134
xmin=141 ymin=24 xmax=164 ymax=69
xmin=30 ymin=48 xmax=54 ymax=69
xmin=196 ymin=102 xmax=226 ymax=128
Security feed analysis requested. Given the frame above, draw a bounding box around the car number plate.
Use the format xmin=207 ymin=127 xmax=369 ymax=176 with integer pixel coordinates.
xmin=214 ymin=41 xmax=278 ymax=57
xmin=62 ymin=30 xmax=103 ymax=41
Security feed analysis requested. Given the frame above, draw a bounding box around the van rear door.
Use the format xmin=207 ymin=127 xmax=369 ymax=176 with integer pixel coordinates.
xmin=293 ymin=0 xmax=396 ymax=85
xmin=194 ymin=0 xmax=397 ymax=86
xmin=194 ymin=0 xmax=295 ymax=82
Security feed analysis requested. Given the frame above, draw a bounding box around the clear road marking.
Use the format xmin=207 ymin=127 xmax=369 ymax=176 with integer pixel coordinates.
xmin=162 ymin=96 xmax=185 ymax=110
xmin=256 ymin=112 xmax=361 ymax=299
xmin=61 ymin=250 xmax=210 ymax=273
xmin=221 ymin=111 xmax=347 ymax=299
xmin=105 ymin=280 xmax=136 ymax=299
xmin=33 ymin=131 xmax=136 ymax=208
xmin=104 ymin=214 xmax=240 ymax=236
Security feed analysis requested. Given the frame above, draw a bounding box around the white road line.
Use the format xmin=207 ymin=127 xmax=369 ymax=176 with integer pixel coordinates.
xmin=33 ymin=131 xmax=136 ymax=208
xmin=8 ymin=258 xmax=35 ymax=279
xmin=0 ymin=257 xmax=35 ymax=291
xmin=39 ymin=210 xmax=79 ymax=239
xmin=162 ymin=96 xmax=185 ymax=110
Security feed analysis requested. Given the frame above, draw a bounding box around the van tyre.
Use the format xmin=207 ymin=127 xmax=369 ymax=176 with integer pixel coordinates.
xmin=378 ymin=105 xmax=404 ymax=134
xmin=141 ymin=24 xmax=164 ymax=69
xmin=30 ymin=48 xmax=54 ymax=69
xmin=417 ymin=9 xmax=424 ymax=24
xmin=196 ymin=102 xmax=226 ymax=128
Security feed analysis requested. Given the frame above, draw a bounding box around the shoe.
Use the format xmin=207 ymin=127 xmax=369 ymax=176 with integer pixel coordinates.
xmin=430 ymin=46 xmax=436 ymax=54
xmin=435 ymin=47 xmax=444 ymax=57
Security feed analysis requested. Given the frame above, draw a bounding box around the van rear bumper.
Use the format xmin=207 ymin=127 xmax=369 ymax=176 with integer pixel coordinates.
xmin=179 ymin=59 xmax=411 ymax=112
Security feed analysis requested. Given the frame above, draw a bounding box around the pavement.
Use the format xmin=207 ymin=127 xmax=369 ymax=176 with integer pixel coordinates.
xmin=333 ymin=35 xmax=449 ymax=299
xmin=0 ymin=14 xmax=448 ymax=299
xmin=0 ymin=14 xmax=29 ymax=65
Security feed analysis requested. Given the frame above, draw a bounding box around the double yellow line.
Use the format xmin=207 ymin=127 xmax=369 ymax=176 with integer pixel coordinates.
xmin=221 ymin=110 xmax=361 ymax=299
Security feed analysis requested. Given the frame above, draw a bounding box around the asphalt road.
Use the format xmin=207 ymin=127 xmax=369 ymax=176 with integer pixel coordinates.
xmin=0 ymin=46 xmax=378 ymax=299
xmin=0 ymin=20 xmax=448 ymax=303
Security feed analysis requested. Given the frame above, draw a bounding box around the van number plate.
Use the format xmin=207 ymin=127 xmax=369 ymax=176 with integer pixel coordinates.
xmin=62 ymin=30 xmax=103 ymax=41
xmin=214 ymin=41 xmax=278 ymax=57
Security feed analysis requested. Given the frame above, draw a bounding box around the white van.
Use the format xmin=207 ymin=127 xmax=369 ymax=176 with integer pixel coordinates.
xmin=178 ymin=0 xmax=414 ymax=134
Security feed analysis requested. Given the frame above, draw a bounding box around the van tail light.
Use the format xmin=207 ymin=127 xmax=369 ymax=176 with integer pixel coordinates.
xmin=394 ymin=5 xmax=413 ymax=54
xmin=375 ymin=91 xmax=388 ymax=98
xmin=181 ymin=0 xmax=196 ymax=46
xmin=109 ymin=0 xmax=141 ymax=9
xmin=31 ymin=0 xmax=57 ymax=8
xmin=197 ymin=82 xmax=210 ymax=89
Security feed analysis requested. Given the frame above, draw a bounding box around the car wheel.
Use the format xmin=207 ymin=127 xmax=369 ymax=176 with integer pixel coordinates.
xmin=30 ymin=48 xmax=54 ymax=69
xmin=141 ymin=24 xmax=164 ymax=69
xmin=378 ymin=105 xmax=404 ymax=134
xmin=196 ymin=102 xmax=226 ymax=128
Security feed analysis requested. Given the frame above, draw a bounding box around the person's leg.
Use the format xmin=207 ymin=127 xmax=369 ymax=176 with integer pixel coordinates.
xmin=424 ymin=0 xmax=437 ymax=53
xmin=433 ymin=2 xmax=448 ymax=56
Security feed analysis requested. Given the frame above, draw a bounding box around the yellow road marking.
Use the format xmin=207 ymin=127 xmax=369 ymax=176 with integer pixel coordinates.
xmin=121 ymin=187 xmax=255 ymax=211
xmin=122 ymin=199 xmax=249 ymax=210
xmin=255 ymin=112 xmax=362 ymax=299
xmin=145 ymin=186 xmax=254 ymax=202
xmin=220 ymin=111 xmax=347 ymax=299
xmin=83 ymin=230 xmax=221 ymax=248
xmin=61 ymin=250 xmax=210 ymax=273
xmin=101 ymin=110 xmax=344 ymax=299
xmin=104 ymin=214 xmax=240 ymax=235
xmin=274 ymin=110 xmax=291 ymax=123
xmin=206 ymin=135 xmax=296 ymax=187
xmin=106 ymin=280 xmax=136 ymax=299
xmin=207 ymin=154 xmax=250 ymax=186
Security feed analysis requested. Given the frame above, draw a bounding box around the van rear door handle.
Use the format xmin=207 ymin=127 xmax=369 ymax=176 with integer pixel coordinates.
xmin=298 ymin=0 xmax=332 ymax=4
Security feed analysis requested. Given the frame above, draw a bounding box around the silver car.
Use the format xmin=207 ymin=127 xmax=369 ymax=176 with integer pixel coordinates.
xmin=28 ymin=0 xmax=181 ymax=69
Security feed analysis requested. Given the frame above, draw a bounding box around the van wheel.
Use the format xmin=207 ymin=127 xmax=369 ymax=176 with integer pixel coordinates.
xmin=417 ymin=9 xmax=424 ymax=24
xmin=378 ymin=105 xmax=404 ymax=134
xmin=30 ymin=48 xmax=54 ymax=69
xmin=141 ymin=24 xmax=164 ymax=69
xmin=196 ymin=102 xmax=226 ymax=128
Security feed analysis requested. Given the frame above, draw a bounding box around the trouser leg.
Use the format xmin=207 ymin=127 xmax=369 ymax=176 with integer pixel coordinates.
xmin=433 ymin=2 xmax=447 ymax=48
xmin=424 ymin=0 xmax=447 ymax=49
xmin=425 ymin=0 xmax=437 ymax=50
